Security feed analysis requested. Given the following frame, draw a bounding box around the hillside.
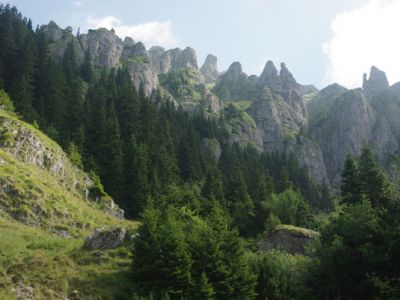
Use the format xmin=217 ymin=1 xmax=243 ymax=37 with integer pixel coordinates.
xmin=0 ymin=109 xmax=137 ymax=299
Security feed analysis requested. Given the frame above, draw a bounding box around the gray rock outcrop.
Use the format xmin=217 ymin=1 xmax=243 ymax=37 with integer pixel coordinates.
xmin=0 ymin=115 xmax=91 ymax=193
xmin=84 ymin=28 xmax=123 ymax=67
xmin=201 ymin=54 xmax=219 ymax=84
xmin=201 ymin=138 xmax=222 ymax=162
xmin=41 ymin=21 xmax=84 ymax=64
xmin=84 ymin=227 xmax=126 ymax=250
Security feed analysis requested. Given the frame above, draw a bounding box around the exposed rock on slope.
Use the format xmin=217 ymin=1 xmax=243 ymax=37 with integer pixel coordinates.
xmin=0 ymin=112 xmax=90 ymax=193
xmin=223 ymin=105 xmax=263 ymax=152
xmin=0 ymin=110 xmax=136 ymax=299
xmin=0 ymin=110 xmax=124 ymax=227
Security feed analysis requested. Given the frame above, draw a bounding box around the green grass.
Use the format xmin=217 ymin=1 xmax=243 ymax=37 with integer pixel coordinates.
xmin=0 ymin=216 xmax=137 ymax=299
xmin=206 ymin=83 xmax=216 ymax=90
xmin=226 ymin=100 xmax=253 ymax=110
xmin=275 ymin=224 xmax=319 ymax=238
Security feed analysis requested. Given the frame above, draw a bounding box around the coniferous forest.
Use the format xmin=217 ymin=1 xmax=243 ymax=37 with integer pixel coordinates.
xmin=1 ymin=4 xmax=400 ymax=299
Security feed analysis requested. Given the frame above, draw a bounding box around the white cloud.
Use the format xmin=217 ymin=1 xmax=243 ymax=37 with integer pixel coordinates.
xmin=86 ymin=16 xmax=178 ymax=48
xmin=73 ymin=1 xmax=84 ymax=6
xmin=323 ymin=0 xmax=400 ymax=88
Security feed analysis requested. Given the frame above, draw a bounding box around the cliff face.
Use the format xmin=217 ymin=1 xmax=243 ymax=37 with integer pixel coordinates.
xmin=309 ymin=68 xmax=400 ymax=186
xmin=247 ymin=88 xmax=328 ymax=183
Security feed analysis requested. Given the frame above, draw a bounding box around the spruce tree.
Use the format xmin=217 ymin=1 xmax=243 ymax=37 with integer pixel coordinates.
xmin=358 ymin=147 xmax=387 ymax=208
xmin=341 ymin=154 xmax=362 ymax=205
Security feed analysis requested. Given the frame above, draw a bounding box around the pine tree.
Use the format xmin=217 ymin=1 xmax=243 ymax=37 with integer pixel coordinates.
xmin=201 ymin=164 xmax=225 ymax=202
xmin=195 ymin=272 xmax=215 ymax=300
xmin=81 ymin=48 xmax=93 ymax=83
xmin=341 ymin=154 xmax=362 ymax=205
xmin=358 ymin=147 xmax=387 ymax=208
xmin=133 ymin=206 xmax=192 ymax=298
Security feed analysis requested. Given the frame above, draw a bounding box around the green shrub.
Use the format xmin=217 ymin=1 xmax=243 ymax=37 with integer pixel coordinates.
xmin=0 ymin=90 xmax=14 ymax=113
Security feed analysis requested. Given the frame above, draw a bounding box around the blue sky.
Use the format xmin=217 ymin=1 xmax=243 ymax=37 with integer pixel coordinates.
xmin=2 ymin=0 xmax=400 ymax=88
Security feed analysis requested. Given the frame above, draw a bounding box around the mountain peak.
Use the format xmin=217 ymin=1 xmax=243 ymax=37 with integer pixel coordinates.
xmin=201 ymin=54 xmax=219 ymax=84
xmin=176 ymin=47 xmax=198 ymax=69
xmin=257 ymin=60 xmax=279 ymax=87
xmin=363 ymin=65 xmax=389 ymax=97
xmin=228 ymin=61 xmax=242 ymax=73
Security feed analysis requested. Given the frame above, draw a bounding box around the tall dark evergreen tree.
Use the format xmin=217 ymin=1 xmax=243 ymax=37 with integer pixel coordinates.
xmin=358 ymin=147 xmax=387 ymax=207
xmin=341 ymin=154 xmax=362 ymax=205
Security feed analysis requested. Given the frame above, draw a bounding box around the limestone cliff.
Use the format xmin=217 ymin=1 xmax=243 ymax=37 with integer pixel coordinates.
xmin=200 ymin=54 xmax=219 ymax=84
xmin=247 ymin=88 xmax=328 ymax=183
xmin=310 ymin=88 xmax=399 ymax=186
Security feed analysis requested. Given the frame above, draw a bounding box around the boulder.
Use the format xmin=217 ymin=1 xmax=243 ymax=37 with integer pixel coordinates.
xmin=259 ymin=225 xmax=319 ymax=254
xmin=84 ymin=227 xmax=126 ymax=250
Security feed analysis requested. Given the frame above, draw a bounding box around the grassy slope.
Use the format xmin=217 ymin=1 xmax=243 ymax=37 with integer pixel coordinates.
xmin=0 ymin=111 xmax=138 ymax=299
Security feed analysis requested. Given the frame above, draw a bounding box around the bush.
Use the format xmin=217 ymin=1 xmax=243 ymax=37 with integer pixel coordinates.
xmin=0 ymin=89 xmax=15 ymax=113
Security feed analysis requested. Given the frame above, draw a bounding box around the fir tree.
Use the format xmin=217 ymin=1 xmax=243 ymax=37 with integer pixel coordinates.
xmin=341 ymin=154 xmax=362 ymax=205
xmin=358 ymin=147 xmax=387 ymax=208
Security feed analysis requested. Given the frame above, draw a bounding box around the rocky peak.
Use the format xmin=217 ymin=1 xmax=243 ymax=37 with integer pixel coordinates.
xmin=257 ymin=61 xmax=299 ymax=90
xmin=176 ymin=47 xmax=198 ymax=69
xmin=121 ymin=37 xmax=136 ymax=59
xmin=363 ymin=66 xmax=389 ymax=97
xmin=200 ymin=54 xmax=219 ymax=84
xmin=212 ymin=61 xmax=259 ymax=101
xmin=41 ymin=21 xmax=84 ymax=63
xmin=225 ymin=61 xmax=243 ymax=81
xmin=42 ymin=21 xmax=63 ymax=42
xmin=257 ymin=60 xmax=279 ymax=87
xmin=123 ymin=36 xmax=135 ymax=47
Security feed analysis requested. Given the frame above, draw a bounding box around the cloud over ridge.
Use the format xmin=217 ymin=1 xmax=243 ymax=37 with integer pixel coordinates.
xmin=324 ymin=0 xmax=400 ymax=88
xmin=86 ymin=16 xmax=178 ymax=48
